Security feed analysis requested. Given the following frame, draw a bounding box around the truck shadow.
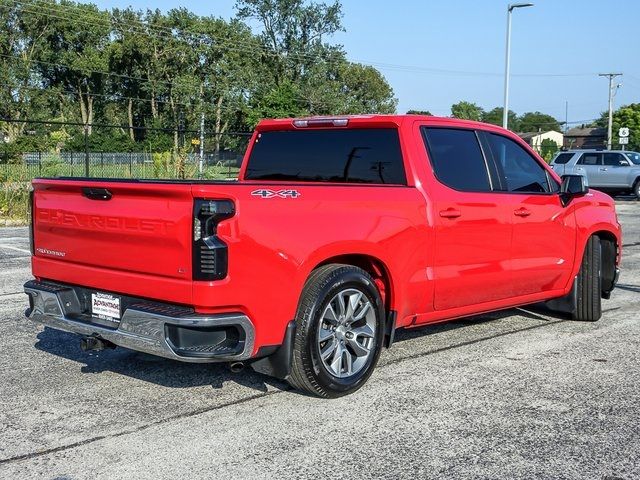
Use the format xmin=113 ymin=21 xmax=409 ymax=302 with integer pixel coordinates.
xmin=34 ymin=328 xmax=289 ymax=394
xmin=393 ymin=304 xmax=569 ymax=344
xmin=33 ymin=303 xmax=568 ymax=395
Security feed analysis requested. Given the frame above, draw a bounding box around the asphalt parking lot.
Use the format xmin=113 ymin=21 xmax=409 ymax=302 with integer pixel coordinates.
xmin=0 ymin=200 xmax=639 ymax=480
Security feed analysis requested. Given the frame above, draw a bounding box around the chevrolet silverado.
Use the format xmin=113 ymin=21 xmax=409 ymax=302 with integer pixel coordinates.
xmin=24 ymin=115 xmax=622 ymax=397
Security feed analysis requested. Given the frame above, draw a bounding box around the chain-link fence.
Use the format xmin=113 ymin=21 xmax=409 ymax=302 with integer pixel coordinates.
xmin=0 ymin=119 xmax=252 ymax=182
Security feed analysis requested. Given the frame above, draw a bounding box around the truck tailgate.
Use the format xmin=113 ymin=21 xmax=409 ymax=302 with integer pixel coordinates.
xmin=32 ymin=179 xmax=194 ymax=285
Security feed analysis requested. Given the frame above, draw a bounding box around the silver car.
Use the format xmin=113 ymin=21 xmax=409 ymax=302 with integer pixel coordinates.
xmin=550 ymin=149 xmax=640 ymax=198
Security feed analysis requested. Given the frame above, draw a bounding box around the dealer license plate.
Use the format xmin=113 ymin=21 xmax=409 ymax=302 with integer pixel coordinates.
xmin=91 ymin=292 xmax=121 ymax=321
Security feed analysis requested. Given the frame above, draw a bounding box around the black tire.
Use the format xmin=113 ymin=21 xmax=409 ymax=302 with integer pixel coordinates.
xmin=573 ymin=235 xmax=602 ymax=322
xmin=633 ymin=179 xmax=640 ymax=199
xmin=288 ymin=264 xmax=385 ymax=398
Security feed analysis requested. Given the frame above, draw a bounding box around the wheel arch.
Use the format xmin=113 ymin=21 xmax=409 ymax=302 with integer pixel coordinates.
xmin=314 ymin=254 xmax=395 ymax=315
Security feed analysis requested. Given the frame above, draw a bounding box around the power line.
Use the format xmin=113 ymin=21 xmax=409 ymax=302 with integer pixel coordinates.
xmin=0 ymin=80 xmax=197 ymax=108
xmin=5 ymin=0 xmax=604 ymax=80
xmin=0 ymin=52 xmax=337 ymax=112
xmin=0 ymin=116 xmax=252 ymax=136
xmin=6 ymin=1 xmax=318 ymax=66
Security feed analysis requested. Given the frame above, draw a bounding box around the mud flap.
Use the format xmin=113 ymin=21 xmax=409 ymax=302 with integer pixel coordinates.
xmin=250 ymin=321 xmax=296 ymax=380
xmin=545 ymin=276 xmax=578 ymax=316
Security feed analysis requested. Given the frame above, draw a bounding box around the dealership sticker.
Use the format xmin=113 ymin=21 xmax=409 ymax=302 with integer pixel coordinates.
xmin=91 ymin=293 xmax=121 ymax=320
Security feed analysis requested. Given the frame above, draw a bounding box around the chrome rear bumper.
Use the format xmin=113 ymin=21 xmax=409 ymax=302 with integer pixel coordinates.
xmin=24 ymin=280 xmax=255 ymax=363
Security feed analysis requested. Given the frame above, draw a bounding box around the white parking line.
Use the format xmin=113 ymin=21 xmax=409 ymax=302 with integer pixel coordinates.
xmin=0 ymin=245 xmax=30 ymax=254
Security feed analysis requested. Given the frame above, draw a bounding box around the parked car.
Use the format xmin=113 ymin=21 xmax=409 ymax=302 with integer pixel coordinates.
xmin=24 ymin=115 xmax=622 ymax=397
xmin=550 ymin=149 xmax=640 ymax=198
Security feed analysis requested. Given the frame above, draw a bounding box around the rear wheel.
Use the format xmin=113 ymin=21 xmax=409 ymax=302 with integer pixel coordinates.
xmin=573 ymin=235 xmax=602 ymax=322
xmin=289 ymin=264 xmax=385 ymax=398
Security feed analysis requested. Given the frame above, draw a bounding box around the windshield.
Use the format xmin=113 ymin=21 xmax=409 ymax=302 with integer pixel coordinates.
xmin=625 ymin=152 xmax=640 ymax=165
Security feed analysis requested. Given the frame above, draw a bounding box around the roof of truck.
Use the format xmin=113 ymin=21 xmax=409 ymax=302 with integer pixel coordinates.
xmin=256 ymin=114 xmax=507 ymax=133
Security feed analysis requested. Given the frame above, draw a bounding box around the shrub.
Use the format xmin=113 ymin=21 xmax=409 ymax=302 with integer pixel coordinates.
xmin=0 ymin=182 xmax=30 ymax=223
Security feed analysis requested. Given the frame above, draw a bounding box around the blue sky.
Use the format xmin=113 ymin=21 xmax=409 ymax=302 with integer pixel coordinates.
xmin=94 ymin=0 xmax=640 ymax=125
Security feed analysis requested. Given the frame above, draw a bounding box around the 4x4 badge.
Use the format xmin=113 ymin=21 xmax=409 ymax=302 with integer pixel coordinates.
xmin=251 ymin=189 xmax=301 ymax=199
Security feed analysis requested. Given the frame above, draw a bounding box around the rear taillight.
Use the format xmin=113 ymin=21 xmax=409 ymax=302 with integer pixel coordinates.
xmin=28 ymin=188 xmax=34 ymax=255
xmin=193 ymin=199 xmax=235 ymax=281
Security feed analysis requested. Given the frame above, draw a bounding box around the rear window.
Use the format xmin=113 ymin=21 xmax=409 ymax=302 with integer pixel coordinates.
xmin=244 ymin=129 xmax=406 ymax=184
xmin=552 ymin=152 xmax=574 ymax=164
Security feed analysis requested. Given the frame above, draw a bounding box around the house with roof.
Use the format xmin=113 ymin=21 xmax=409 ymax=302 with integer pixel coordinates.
xmin=563 ymin=127 xmax=606 ymax=149
xmin=517 ymin=130 xmax=564 ymax=153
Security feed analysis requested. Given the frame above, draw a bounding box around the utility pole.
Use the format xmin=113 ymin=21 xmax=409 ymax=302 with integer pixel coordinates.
xmin=564 ymin=100 xmax=568 ymax=134
xmin=599 ymin=73 xmax=622 ymax=150
xmin=199 ymin=112 xmax=205 ymax=177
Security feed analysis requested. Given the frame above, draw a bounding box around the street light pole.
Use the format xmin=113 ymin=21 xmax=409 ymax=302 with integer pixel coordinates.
xmin=503 ymin=3 xmax=534 ymax=130
xmin=599 ymin=73 xmax=622 ymax=150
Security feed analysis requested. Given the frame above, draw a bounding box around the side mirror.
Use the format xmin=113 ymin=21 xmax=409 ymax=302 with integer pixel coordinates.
xmin=619 ymin=160 xmax=630 ymax=166
xmin=560 ymin=174 xmax=589 ymax=206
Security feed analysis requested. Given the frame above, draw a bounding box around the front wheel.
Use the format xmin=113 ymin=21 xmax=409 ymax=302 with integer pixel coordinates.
xmin=289 ymin=264 xmax=385 ymax=398
xmin=574 ymin=235 xmax=602 ymax=322
xmin=633 ymin=179 xmax=640 ymax=199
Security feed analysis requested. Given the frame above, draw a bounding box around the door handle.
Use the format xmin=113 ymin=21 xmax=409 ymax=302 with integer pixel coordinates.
xmin=599 ymin=168 xmax=608 ymax=171
xmin=82 ymin=187 xmax=112 ymax=201
xmin=514 ymin=208 xmax=531 ymax=217
xmin=439 ymin=208 xmax=461 ymax=219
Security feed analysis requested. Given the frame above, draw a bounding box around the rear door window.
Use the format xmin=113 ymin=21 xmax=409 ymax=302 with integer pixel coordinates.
xmin=421 ymin=128 xmax=492 ymax=192
xmin=244 ymin=128 xmax=406 ymax=184
xmin=577 ymin=153 xmax=602 ymax=165
xmin=485 ymin=133 xmax=551 ymax=193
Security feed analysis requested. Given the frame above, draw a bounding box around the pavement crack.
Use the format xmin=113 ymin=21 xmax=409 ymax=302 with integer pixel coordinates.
xmin=0 ymin=388 xmax=289 ymax=466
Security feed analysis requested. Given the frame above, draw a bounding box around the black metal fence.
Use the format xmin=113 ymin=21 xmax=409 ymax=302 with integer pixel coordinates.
xmin=1 ymin=150 xmax=246 ymax=181
xmin=0 ymin=118 xmax=252 ymax=182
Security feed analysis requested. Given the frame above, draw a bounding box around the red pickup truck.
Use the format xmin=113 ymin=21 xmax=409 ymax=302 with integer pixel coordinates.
xmin=24 ymin=115 xmax=621 ymax=397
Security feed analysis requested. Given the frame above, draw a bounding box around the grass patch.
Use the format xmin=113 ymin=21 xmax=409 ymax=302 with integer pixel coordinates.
xmin=0 ymin=162 xmax=240 ymax=224
xmin=0 ymin=182 xmax=30 ymax=225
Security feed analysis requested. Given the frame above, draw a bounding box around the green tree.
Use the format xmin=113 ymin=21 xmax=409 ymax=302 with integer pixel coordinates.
xmin=451 ymin=101 xmax=484 ymax=121
xmin=326 ymin=62 xmax=396 ymax=114
xmin=0 ymin=0 xmax=56 ymax=143
xmin=235 ymin=0 xmax=343 ymax=85
xmin=482 ymin=107 xmax=520 ymax=131
xmin=247 ymin=80 xmax=307 ymax=126
xmin=34 ymin=1 xmax=111 ymax=134
xmin=519 ymin=111 xmax=562 ymax=133
xmin=540 ymin=138 xmax=559 ymax=162
xmin=109 ymin=8 xmax=151 ymax=142
xmin=0 ymin=0 xmax=398 ymax=157
xmin=596 ymin=103 xmax=640 ymax=151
